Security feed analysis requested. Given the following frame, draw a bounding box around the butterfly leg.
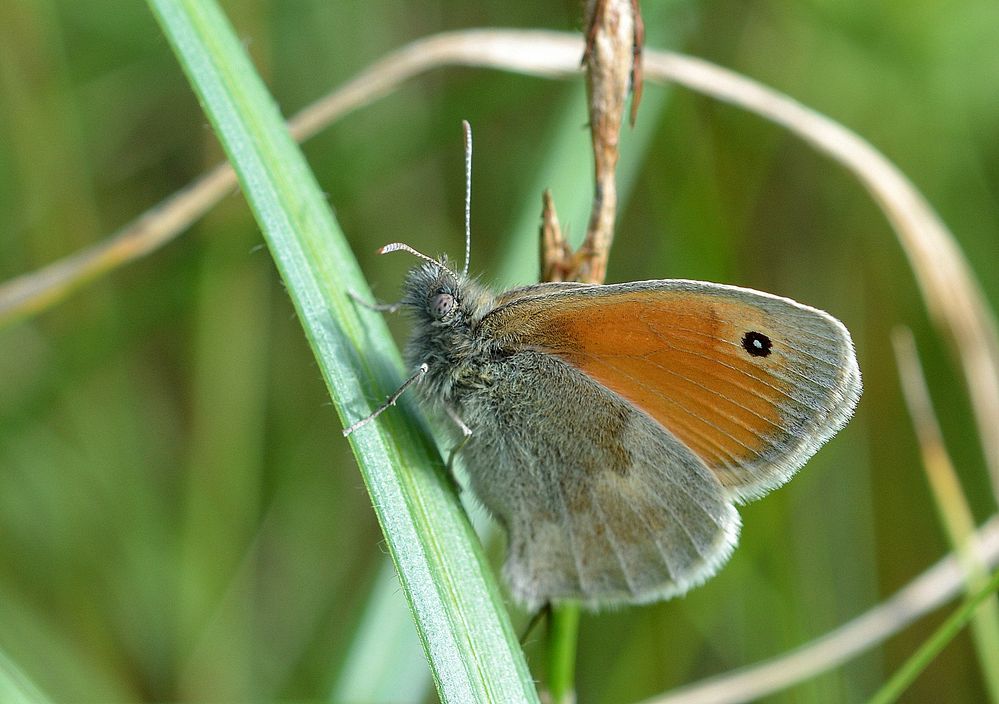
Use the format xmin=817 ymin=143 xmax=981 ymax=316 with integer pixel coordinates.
xmin=341 ymin=364 xmax=428 ymax=436
xmin=445 ymin=405 xmax=472 ymax=438
xmin=347 ymin=289 xmax=403 ymax=314
xmin=443 ymin=405 xmax=472 ymax=493
xmin=518 ymin=601 xmax=552 ymax=645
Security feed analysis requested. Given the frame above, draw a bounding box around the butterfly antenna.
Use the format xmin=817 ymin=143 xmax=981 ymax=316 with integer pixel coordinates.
xmin=376 ymin=121 xmax=473 ymax=278
xmin=376 ymin=242 xmax=461 ymax=281
xmin=461 ymin=119 xmax=472 ymax=278
xmin=377 ymin=242 xmax=439 ymax=266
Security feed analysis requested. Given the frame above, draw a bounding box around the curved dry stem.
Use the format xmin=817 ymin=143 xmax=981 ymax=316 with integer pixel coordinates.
xmin=642 ymin=515 xmax=999 ymax=704
xmin=0 ymin=163 xmax=236 ymax=324
xmin=8 ymin=35 xmax=996 ymax=508
xmin=892 ymin=327 xmax=999 ymax=696
xmin=893 ymin=328 xmax=986 ymax=565
xmin=639 ymin=50 xmax=999 ymax=499
xmin=0 ymin=30 xmax=582 ymax=328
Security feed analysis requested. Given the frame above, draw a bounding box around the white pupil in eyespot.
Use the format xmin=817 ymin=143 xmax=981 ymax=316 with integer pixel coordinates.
xmin=431 ymin=293 xmax=454 ymax=318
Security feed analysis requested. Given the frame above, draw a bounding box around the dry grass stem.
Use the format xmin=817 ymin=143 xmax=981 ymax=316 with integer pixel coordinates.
xmin=3 ymin=26 xmax=994 ymax=515
xmin=639 ymin=50 xmax=999 ymax=500
xmin=576 ymin=0 xmax=640 ymax=284
xmin=0 ymin=30 xmax=583 ymax=328
xmin=893 ymin=327 xmax=980 ymax=558
xmin=6 ymin=36 xmax=996 ymax=506
xmin=892 ymin=326 xmax=999 ymax=697
xmin=4 ymin=25 xmax=992 ymax=503
xmin=643 ymin=515 xmax=999 ymax=704
xmin=539 ymin=190 xmax=573 ymax=283
xmin=628 ymin=0 xmax=645 ymax=127
xmin=0 ymin=162 xmax=236 ymax=326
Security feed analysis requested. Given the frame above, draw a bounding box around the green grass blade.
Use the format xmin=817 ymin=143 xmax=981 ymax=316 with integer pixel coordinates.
xmin=0 ymin=651 xmax=54 ymax=704
xmin=868 ymin=570 xmax=999 ymax=704
xmin=330 ymin=567 xmax=431 ymax=702
xmin=145 ymin=2 xmax=537 ymax=701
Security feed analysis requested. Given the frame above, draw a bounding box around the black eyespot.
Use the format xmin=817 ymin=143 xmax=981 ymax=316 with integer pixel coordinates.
xmin=430 ymin=291 xmax=455 ymax=319
xmin=742 ymin=331 xmax=772 ymax=357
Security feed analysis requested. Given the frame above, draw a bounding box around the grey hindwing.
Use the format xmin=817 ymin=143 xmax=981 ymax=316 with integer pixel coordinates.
xmin=454 ymin=349 xmax=740 ymax=610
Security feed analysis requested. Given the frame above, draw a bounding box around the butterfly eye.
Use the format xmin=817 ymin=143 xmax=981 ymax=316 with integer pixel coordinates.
xmin=430 ymin=292 xmax=456 ymax=319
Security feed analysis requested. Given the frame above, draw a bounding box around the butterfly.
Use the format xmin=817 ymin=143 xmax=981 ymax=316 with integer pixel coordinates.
xmin=345 ymin=126 xmax=861 ymax=610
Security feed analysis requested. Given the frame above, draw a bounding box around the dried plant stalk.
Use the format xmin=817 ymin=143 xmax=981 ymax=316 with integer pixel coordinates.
xmin=892 ymin=327 xmax=999 ymax=699
xmin=539 ymin=190 xmax=573 ymax=283
xmin=644 ymin=516 xmax=999 ymax=704
xmin=639 ymin=49 xmax=999 ymax=498
xmin=8 ymin=29 xmax=993 ymax=508
xmin=575 ymin=0 xmax=640 ymax=284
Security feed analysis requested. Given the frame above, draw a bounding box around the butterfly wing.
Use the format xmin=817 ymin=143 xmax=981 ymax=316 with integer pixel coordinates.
xmin=454 ymin=347 xmax=739 ymax=608
xmin=480 ymin=279 xmax=861 ymax=502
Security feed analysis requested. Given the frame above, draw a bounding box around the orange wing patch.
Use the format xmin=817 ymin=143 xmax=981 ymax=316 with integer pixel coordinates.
xmin=491 ymin=289 xmax=795 ymax=474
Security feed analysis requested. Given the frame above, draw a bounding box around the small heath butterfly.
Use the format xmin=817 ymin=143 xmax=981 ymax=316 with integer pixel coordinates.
xmin=346 ymin=124 xmax=862 ymax=610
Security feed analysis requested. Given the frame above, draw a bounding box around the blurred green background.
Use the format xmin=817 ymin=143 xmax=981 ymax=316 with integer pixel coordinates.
xmin=1 ymin=1 xmax=997 ymax=702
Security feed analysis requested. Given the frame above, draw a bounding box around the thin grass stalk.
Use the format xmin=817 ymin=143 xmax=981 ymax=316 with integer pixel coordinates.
xmin=10 ymin=37 xmax=997 ymax=498
xmin=6 ymin=33 xmax=994 ymax=511
xmin=867 ymin=570 xmax=999 ymax=704
xmin=645 ymin=517 xmax=999 ymax=704
xmin=547 ymin=604 xmax=581 ymax=704
xmin=893 ymin=327 xmax=999 ymax=698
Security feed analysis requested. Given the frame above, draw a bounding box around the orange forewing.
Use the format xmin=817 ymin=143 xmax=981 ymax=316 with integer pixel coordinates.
xmin=486 ymin=288 xmax=792 ymax=475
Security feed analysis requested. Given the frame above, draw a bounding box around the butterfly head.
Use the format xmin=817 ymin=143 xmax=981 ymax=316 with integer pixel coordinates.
xmin=401 ymin=256 xmax=465 ymax=325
